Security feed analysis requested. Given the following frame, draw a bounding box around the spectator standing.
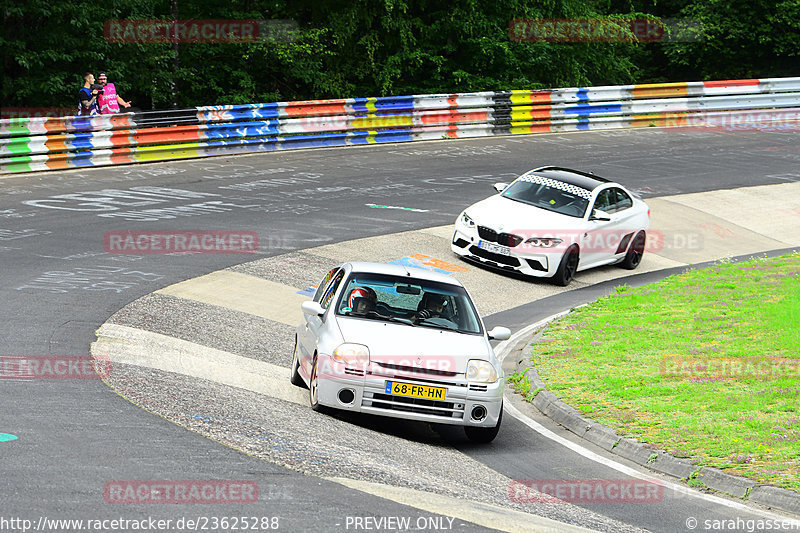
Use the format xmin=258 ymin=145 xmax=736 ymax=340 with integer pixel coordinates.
xmin=78 ymin=72 xmax=100 ymax=116
xmin=97 ymin=72 xmax=132 ymax=114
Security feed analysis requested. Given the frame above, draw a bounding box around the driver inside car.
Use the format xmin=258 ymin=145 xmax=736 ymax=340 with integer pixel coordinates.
xmin=347 ymin=287 xmax=378 ymax=316
xmin=351 ymin=296 xmax=376 ymax=315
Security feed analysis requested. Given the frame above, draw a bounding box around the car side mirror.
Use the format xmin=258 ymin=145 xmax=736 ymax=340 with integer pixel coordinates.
xmin=493 ymin=182 xmax=508 ymax=193
xmin=590 ymin=209 xmax=611 ymax=221
xmin=301 ymin=301 xmax=326 ymax=317
xmin=488 ymin=326 xmax=511 ymax=341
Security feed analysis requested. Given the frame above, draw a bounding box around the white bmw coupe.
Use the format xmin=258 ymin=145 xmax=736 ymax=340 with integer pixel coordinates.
xmin=452 ymin=166 xmax=650 ymax=286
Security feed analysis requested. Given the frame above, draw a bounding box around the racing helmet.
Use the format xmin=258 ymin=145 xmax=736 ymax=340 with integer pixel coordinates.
xmin=348 ymin=287 xmax=377 ymax=308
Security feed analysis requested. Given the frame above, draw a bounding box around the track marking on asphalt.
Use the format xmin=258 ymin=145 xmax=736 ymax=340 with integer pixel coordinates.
xmin=156 ymin=270 xmax=309 ymax=326
xmin=497 ymin=326 xmax=797 ymax=522
xmin=92 ymin=324 xmax=306 ymax=406
xmin=328 ymin=477 xmax=598 ymax=533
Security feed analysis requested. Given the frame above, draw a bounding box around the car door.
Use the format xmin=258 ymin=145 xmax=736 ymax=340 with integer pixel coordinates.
xmin=298 ymin=267 xmax=344 ymax=375
xmin=606 ymin=188 xmax=639 ymax=258
xmin=580 ymin=187 xmax=627 ymax=269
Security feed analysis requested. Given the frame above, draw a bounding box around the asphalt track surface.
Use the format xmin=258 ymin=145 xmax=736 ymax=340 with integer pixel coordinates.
xmin=3 ymin=126 xmax=800 ymax=532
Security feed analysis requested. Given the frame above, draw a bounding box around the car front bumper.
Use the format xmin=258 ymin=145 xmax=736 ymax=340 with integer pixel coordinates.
xmin=451 ymin=224 xmax=563 ymax=278
xmin=315 ymin=355 xmax=504 ymax=427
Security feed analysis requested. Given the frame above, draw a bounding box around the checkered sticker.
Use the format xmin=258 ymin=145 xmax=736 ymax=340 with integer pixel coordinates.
xmin=519 ymin=174 xmax=592 ymax=199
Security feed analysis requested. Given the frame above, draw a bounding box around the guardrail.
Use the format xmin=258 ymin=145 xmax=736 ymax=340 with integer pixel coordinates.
xmin=2 ymin=77 xmax=799 ymax=174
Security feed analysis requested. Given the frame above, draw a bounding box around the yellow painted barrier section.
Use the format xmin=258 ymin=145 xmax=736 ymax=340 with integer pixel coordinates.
xmin=351 ymin=115 xmax=413 ymax=129
xmin=632 ymin=82 xmax=689 ymax=99
xmin=132 ymin=142 xmax=202 ymax=162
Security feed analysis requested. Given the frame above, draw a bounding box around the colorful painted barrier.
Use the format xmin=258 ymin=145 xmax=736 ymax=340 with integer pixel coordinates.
xmin=2 ymin=77 xmax=800 ymax=174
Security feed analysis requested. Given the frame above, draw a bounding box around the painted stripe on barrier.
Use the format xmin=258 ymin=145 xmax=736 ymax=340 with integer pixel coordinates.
xmin=4 ymin=77 xmax=800 ymax=174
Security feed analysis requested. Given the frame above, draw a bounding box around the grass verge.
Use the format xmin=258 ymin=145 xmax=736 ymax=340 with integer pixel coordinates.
xmin=515 ymin=252 xmax=800 ymax=492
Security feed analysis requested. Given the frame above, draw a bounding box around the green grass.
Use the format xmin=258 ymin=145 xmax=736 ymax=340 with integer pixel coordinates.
xmin=514 ymin=252 xmax=800 ymax=492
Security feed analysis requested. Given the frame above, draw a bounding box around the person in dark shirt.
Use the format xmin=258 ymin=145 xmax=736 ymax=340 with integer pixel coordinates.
xmin=78 ymin=72 xmax=100 ymax=116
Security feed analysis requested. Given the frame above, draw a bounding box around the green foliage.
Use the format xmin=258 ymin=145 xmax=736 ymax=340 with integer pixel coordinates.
xmin=662 ymin=0 xmax=800 ymax=79
xmin=2 ymin=0 xmax=797 ymax=110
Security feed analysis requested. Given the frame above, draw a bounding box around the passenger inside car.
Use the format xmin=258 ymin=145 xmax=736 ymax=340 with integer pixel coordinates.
xmin=414 ymin=293 xmax=447 ymax=322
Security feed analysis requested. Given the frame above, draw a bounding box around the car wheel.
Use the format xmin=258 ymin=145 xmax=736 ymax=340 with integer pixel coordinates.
xmin=290 ymin=337 xmax=306 ymax=388
xmin=464 ymin=406 xmax=502 ymax=443
xmin=309 ymin=353 xmax=328 ymax=413
xmin=551 ymin=245 xmax=579 ymax=286
xmin=621 ymin=231 xmax=646 ymax=270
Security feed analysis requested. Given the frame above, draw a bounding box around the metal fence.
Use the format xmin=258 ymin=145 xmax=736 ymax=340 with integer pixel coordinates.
xmin=2 ymin=77 xmax=799 ymax=174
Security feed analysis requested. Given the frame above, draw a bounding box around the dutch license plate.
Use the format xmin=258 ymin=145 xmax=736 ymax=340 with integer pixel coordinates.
xmin=478 ymin=240 xmax=510 ymax=256
xmin=385 ymin=381 xmax=446 ymax=400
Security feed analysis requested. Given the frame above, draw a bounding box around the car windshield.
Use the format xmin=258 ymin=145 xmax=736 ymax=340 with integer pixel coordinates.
xmin=501 ymin=177 xmax=590 ymax=218
xmin=335 ymin=272 xmax=483 ymax=334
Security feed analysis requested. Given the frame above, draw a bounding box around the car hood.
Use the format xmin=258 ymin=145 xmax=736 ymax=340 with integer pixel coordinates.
xmin=335 ymin=317 xmax=491 ymax=374
xmin=465 ymin=195 xmax=586 ymax=233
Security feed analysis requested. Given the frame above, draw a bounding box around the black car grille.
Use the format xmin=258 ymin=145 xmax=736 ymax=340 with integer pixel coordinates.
xmin=363 ymin=391 xmax=464 ymax=419
xmin=468 ymin=246 xmax=521 ymax=267
xmin=477 ymin=226 xmax=523 ymax=247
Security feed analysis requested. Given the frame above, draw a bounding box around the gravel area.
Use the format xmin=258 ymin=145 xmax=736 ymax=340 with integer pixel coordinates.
xmin=227 ymin=251 xmax=335 ymax=290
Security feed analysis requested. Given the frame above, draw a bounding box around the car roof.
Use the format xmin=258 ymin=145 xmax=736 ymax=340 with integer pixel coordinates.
xmin=525 ymin=166 xmax=612 ymax=191
xmin=345 ymin=261 xmax=463 ymax=286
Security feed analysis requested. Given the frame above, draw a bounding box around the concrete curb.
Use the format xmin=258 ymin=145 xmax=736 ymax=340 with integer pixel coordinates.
xmin=507 ymin=316 xmax=800 ymax=518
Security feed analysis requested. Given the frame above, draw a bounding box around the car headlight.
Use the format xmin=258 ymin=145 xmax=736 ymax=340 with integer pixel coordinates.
xmin=460 ymin=212 xmax=476 ymax=227
xmin=466 ymin=359 xmax=498 ymax=383
xmin=333 ymin=343 xmax=370 ymax=367
xmin=525 ymin=237 xmax=562 ymax=248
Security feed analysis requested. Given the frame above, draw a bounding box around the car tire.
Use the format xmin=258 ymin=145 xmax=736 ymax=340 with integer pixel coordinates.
xmin=290 ymin=337 xmax=306 ymax=388
xmin=309 ymin=353 xmax=328 ymax=413
xmin=620 ymin=231 xmax=646 ymax=270
xmin=551 ymin=245 xmax=579 ymax=286
xmin=464 ymin=406 xmax=502 ymax=443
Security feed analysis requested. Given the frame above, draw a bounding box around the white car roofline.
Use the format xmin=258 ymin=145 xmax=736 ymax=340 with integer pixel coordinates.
xmin=343 ymin=261 xmax=463 ymax=286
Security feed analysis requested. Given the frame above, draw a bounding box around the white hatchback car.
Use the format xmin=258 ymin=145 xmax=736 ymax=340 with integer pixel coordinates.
xmin=452 ymin=166 xmax=650 ymax=286
xmin=291 ymin=262 xmax=511 ymax=443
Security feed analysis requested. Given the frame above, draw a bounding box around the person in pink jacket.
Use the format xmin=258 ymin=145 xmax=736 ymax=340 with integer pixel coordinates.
xmin=96 ymin=72 xmax=132 ymax=114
